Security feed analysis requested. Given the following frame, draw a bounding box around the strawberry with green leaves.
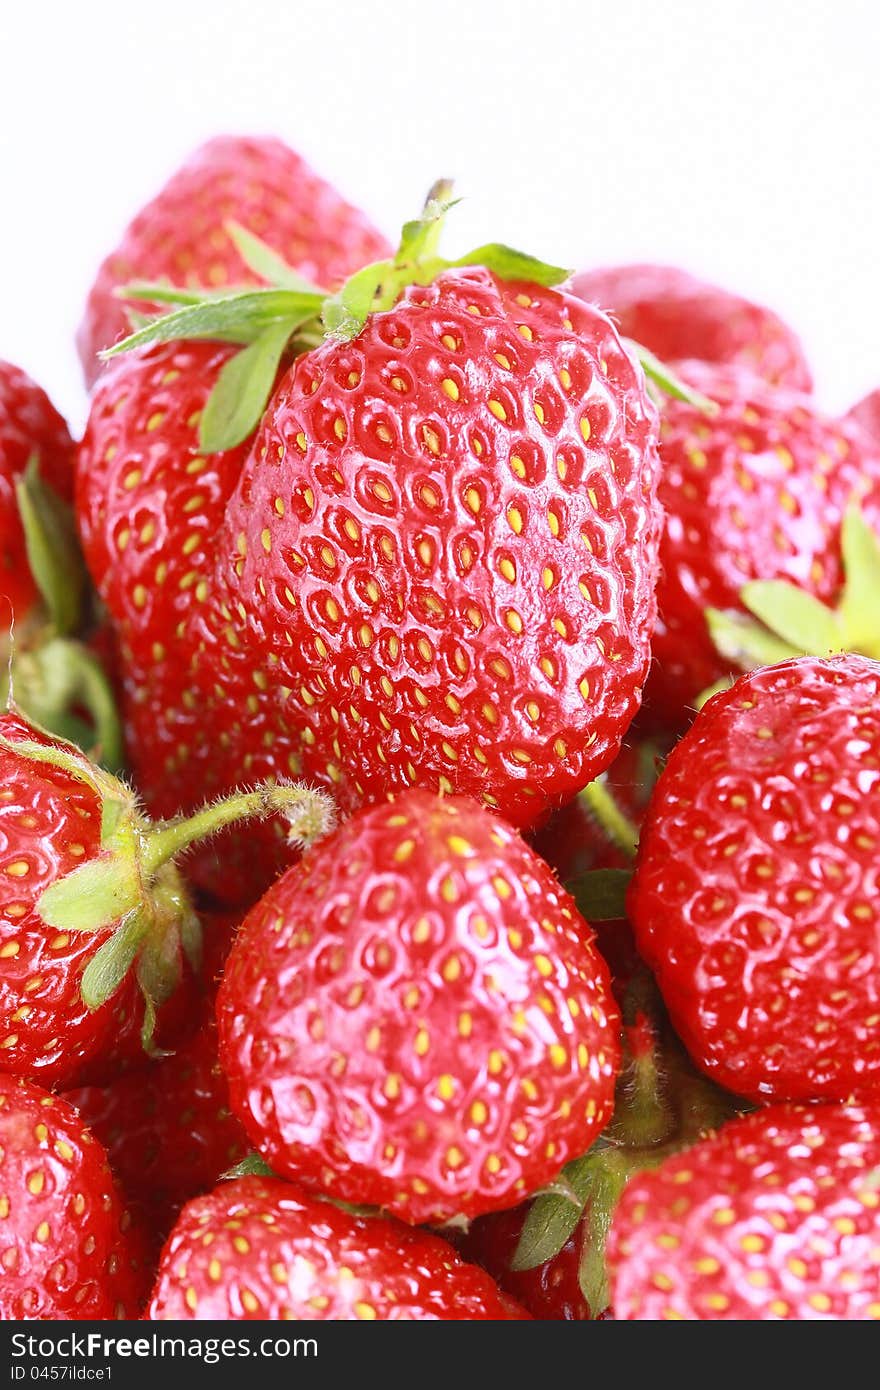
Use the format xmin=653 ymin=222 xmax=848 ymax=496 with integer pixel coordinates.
xmin=0 ymin=708 xmax=334 ymax=1087
xmin=103 ymin=186 xmax=673 ymax=838
xmin=642 ymin=360 xmax=880 ymax=728
xmin=146 ymin=1175 xmax=529 ymax=1320
xmin=572 ymin=264 xmax=812 ymax=390
xmin=77 ymin=134 xmax=391 ymax=384
xmin=217 ymin=789 xmax=621 ymax=1225
xmin=629 ymin=653 xmax=880 ymax=1104
xmin=608 ymin=1101 xmax=880 ymax=1320
xmin=0 ymin=1073 xmax=150 ymax=1318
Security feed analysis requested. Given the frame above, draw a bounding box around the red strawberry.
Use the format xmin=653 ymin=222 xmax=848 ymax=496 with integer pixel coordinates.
xmin=66 ymin=1002 xmax=249 ymax=1237
xmin=608 ymin=1101 xmax=880 ymax=1320
xmin=198 ymin=265 xmax=661 ymax=831
xmin=0 ymin=708 xmax=334 ymax=1086
xmin=1 ymin=359 xmax=75 ymax=623
xmin=572 ymin=263 xmax=812 ymax=391
xmin=0 ymin=1073 xmax=148 ymax=1318
xmin=628 ymin=653 xmax=880 ymax=1103
xmin=77 ymin=135 xmax=391 ymax=384
xmin=146 ymin=1175 xmax=529 ymax=1320
xmin=217 ymin=789 xmax=620 ymax=1224
xmin=643 ymin=360 xmax=880 ymax=728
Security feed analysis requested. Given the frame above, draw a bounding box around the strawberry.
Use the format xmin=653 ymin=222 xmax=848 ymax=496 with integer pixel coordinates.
xmin=217 ymin=789 xmax=620 ymax=1225
xmin=608 ymin=1101 xmax=880 ymax=1320
xmin=77 ymin=134 xmax=391 ymax=384
xmin=0 ymin=708 xmax=334 ymax=1086
xmin=572 ymin=263 xmax=812 ymax=390
xmin=642 ymin=360 xmax=880 ymax=728
xmin=628 ymin=653 xmax=880 ymax=1103
xmin=0 ymin=1073 xmax=149 ymax=1318
xmin=146 ymin=1175 xmax=529 ymax=1319
xmin=205 ymin=266 xmax=661 ymax=830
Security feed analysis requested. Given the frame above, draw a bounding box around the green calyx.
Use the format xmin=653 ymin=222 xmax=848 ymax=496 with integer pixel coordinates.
xmin=0 ymin=727 xmax=336 ymax=1046
xmin=706 ymin=503 xmax=880 ymax=680
xmin=511 ymin=979 xmax=740 ymax=1315
xmin=101 ymin=180 xmax=711 ymax=456
xmin=4 ymin=459 xmax=122 ymax=767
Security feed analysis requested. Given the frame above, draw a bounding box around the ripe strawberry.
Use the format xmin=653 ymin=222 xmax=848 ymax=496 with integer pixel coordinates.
xmin=146 ymin=1175 xmax=529 ymax=1319
xmin=0 ymin=707 xmax=334 ymax=1086
xmin=0 ymin=1073 xmax=149 ymax=1318
xmin=628 ymin=654 xmax=880 ymax=1103
xmin=201 ymin=265 xmax=662 ymax=829
xmin=77 ymin=134 xmax=391 ymax=384
xmin=608 ymin=1101 xmax=880 ymax=1320
xmin=572 ymin=263 xmax=812 ymax=390
xmin=217 ymin=789 xmax=620 ymax=1224
xmin=66 ymin=1002 xmax=249 ymax=1237
xmin=643 ymin=360 xmax=880 ymax=728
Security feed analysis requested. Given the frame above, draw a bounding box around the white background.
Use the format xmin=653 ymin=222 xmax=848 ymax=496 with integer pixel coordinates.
xmin=1 ymin=0 xmax=878 ymax=431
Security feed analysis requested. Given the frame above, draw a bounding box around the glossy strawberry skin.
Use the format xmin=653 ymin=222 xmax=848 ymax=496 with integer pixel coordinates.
xmin=217 ymin=790 xmax=620 ymax=1224
xmin=146 ymin=1175 xmax=529 ymax=1320
xmin=201 ymin=267 xmax=661 ymax=830
xmin=629 ymin=655 xmax=880 ymax=1104
xmin=645 ymin=361 xmax=880 ymax=728
xmin=1 ymin=360 xmax=75 ymax=623
xmin=77 ymin=135 xmax=391 ymax=385
xmin=572 ymin=264 xmax=812 ymax=391
xmin=0 ymin=1074 xmax=148 ymax=1318
xmin=608 ymin=1102 xmax=880 ymax=1320
xmin=0 ymin=710 xmax=193 ymax=1086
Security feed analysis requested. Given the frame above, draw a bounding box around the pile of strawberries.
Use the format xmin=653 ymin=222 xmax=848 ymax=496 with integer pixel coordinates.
xmin=2 ymin=134 xmax=879 ymax=1322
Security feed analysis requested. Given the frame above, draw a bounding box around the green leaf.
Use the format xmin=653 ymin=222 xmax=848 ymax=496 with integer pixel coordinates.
xmin=199 ymin=318 xmax=298 ymax=452
xmin=395 ymin=179 xmax=457 ymax=268
xmin=80 ymin=908 xmax=149 ymax=1010
xmin=225 ymin=221 xmax=327 ymax=294
xmin=15 ymin=460 xmax=88 ymax=636
xmin=512 ymin=1154 xmax=597 ymax=1270
xmin=221 ymin=1153 xmax=276 ymax=1181
xmin=101 ymin=288 xmax=324 ymax=358
xmin=322 ymin=259 xmax=393 ymax=341
xmin=740 ymin=579 xmax=843 ymax=655
xmin=115 ymin=281 xmax=230 ymax=308
xmin=632 ymin=344 xmax=718 ymax=415
xmin=37 ymin=853 xmax=141 ymax=933
xmin=567 ymin=868 xmax=633 ymax=921
xmin=452 ymin=244 xmax=571 ymax=288
xmin=705 ymin=607 xmax=802 ymax=669
xmin=839 ymin=504 xmax=880 ymax=654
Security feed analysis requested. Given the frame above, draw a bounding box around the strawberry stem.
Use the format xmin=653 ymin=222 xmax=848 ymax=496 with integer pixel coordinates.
xmin=141 ymin=782 xmax=336 ymax=877
xmin=577 ymin=775 xmax=639 ymax=858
